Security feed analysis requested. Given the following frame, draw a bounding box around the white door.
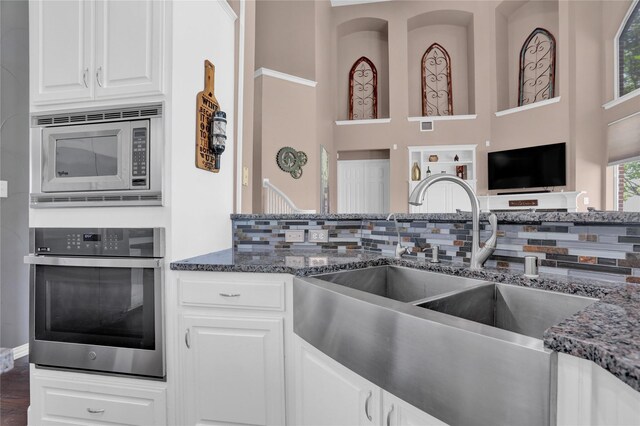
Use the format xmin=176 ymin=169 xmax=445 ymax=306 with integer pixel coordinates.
xmin=338 ymin=159 xmax=390 ymax=213
xmin=94 ymin=0 xmax=163 ymax=99
xmin=30 ymin=0 xmax=93 ymax=104
xmin=181 ymin=316 xmax=285 ymax=426
xmin=295 ymin=337 xmax=380 ymax=426
xmin=383 ymin=390 xmax=448 ymax=426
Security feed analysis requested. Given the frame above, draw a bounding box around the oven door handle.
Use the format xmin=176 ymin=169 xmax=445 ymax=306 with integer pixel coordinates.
xmin=24 ymin=255 xmax=162 ymax=269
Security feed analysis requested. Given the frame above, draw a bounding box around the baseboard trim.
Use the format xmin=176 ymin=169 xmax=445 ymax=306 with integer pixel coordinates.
xmin=13 ymin=343 xmax=28 ymax=359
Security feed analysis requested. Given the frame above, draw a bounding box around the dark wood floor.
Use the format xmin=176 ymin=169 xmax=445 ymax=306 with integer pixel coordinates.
xmin=1 ymin=357 xmax=29 ymax=426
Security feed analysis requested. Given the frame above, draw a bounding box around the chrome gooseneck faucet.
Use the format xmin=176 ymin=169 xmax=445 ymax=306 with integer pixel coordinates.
xmin=408 ymin=175 xmax=498 ymax=270
xmin=386 ymin=213 xmax=409 ymax=258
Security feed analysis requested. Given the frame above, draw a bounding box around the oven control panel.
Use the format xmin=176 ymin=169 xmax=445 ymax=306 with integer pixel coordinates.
xmin=31 ymin=227 xmax=164 ymax=258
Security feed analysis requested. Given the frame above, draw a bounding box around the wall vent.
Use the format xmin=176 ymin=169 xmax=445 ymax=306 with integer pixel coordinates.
xmin=30 ymin=192 xmax=162 ymax=208
xmin=420 ymin=120 xmax=434 ymax=132
xmin=33 ymin=104 xmax=163 ymax=127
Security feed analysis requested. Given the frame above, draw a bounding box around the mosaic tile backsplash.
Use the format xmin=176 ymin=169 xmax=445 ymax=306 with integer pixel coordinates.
xmin=233 ymin=217 xmax=640 ymax=283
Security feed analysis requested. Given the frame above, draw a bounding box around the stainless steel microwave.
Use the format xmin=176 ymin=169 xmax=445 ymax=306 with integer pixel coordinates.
xmin=30 ymin=104 xmax=163 ymax=208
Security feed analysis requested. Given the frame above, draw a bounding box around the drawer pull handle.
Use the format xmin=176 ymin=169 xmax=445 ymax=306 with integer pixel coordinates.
xmin=386 ymin=404 xmax=394 ymax=426
xmin=364 ymin=390 xmax=373 ymax=421
xmin=87 ymin=408 xmax=105 ymax=414
xmin=185 ymin=328 xmax=191 ymax=348
xmin=82 ymin=68 xmax=88 ymax=88
xmin=219 ymin=293 xmax=241 ymax=297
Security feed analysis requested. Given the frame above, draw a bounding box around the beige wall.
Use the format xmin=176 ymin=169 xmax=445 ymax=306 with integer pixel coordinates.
xmin=569 ymin=0 xmax=606 ymax=210
xmin=339 ymin=149 xmax=390 ymax=160
xmin=255 ymin=0 xmax=316 ymax=80
xmin=244 ymin=0 xmax=635 ymax=213
xmin=315 ymin=0 xmax=337 ymax=212
xmin=255 ymin=76 xmax=319 ymax=211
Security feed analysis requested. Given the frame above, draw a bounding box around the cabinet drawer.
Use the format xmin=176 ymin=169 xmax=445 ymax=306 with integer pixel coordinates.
xmin=35 ymin=380 xmax=166 ymax=425
xmin=180 ymin=279 xmax=285 ymax=311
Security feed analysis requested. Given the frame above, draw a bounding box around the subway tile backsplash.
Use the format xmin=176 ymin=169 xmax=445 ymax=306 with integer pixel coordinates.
xmin=233 ymin=218 xmax=640 ymax=283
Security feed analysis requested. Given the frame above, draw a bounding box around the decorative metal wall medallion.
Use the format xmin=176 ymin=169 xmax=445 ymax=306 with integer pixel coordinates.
xmin=422 ymin=43 xmax=453 ymax=116
xmin=349 ymin=56 xmax=378 ymax=120
xmin=518 ymin=28 xmax=556 ymax=106
xmin=276 ymin=147 xmax=308 ymax=179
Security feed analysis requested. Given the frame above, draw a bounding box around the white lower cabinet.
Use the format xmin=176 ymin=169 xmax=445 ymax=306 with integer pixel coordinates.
xmin=557 ymin=353 xmax=640 ymax=426
xmin=175 ymin=272 xmax=290 ymax=426
xmin=294 ymin=336 xmax=446 ymax=426
xmin=180 ymin=315 xmax=286 ymax=425
xmin=29 ymin=366 xmax=167 ymax=426
xmin=382 ymin=392 xmax=447 ymax=426
xmin=295 ymin=336 xmax=380 ymax=425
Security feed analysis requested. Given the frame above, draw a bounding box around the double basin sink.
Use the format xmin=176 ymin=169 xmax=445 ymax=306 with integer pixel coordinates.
xmin=294 ymin=266 xmax=596 ymax=426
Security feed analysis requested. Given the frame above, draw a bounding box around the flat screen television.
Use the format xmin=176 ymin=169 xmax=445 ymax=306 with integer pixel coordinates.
xmin=488 ymin=143 xmax=566 ymax=191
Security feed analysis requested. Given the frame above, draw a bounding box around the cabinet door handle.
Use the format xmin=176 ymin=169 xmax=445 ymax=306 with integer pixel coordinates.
xmin=364 ymin=391 xmax=373 ymax=421
xmin=87 ymin=408 xmax=105 ymax=414
xmin=219 ymin=293 xmax=241 ymax=297
xmin=96 ymin=66 xmax=103 ymax=87
xmin=185 ymin=328 xmax=191 ymax=348
xmin=82 ymin=68 xmax=88 ymax=88
xmin=386 ymin=404 xmax=394 ymax=426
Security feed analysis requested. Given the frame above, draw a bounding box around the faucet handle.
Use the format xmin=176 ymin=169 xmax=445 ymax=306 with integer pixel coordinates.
xmin=484 ymin=213 xmax=498 ymax=250
xmin=488 ymin=213 xmax=497 ymax=229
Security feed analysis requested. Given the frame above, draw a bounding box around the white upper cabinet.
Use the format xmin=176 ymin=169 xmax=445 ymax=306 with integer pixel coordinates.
xmin=30 ymin=0 xmax=164 ymax=106
xmin=93 ymin=0 xmax=163 ymax=99
xmin=29 ymin=0 xmax=93 ymax=104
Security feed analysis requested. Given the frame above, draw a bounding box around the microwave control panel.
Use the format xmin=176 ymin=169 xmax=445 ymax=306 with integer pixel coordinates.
xmin=31 ymin=227 xmax=164 ymax=258
xmin=131 ymin=123 xmax=149 ymax=188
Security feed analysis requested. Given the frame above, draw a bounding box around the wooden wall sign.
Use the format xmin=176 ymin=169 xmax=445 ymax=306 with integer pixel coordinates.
xmin=196 ymin=60 xmax=220 ymax=173
xmin=509 ymin=199 xmax=538 ymax=207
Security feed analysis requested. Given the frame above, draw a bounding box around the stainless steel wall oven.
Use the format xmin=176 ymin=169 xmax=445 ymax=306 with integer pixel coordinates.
xmin=25 ymin=227 xmax=165 ymax=378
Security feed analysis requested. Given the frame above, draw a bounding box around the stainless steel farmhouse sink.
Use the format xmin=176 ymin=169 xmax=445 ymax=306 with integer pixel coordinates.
xmin=313 ymin=266 xmax=486 ymax=303
xmin=416 ymin=282 xmax=596 ymax=340
xmin=294 ymin=266 xmax=597 ymax=426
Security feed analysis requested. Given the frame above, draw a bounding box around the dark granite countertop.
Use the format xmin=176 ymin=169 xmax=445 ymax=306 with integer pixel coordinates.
xmin=231 ymin=211 xmax=640 ymax=224
xmin=171 ymin=248 xmax=640 ymax=392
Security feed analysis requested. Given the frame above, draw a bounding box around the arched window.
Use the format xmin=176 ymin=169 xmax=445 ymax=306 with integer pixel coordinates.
xmin=618 ymin=0 xmax=640 ymax=97
xmin=421 ymin=43 xmax=453 ymax=116
xmin=349 ymin=57 xmax=377 ymax=120
xmin=518 ymin=28 xmax=556 ymax=106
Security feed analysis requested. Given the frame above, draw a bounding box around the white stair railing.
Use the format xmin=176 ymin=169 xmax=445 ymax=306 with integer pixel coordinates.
xmin=263 ymin=178 xmax=316 ymax=214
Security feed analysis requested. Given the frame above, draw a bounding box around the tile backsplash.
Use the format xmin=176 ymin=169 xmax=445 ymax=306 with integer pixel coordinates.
xmin=233 ymin=217 xmax=640 ymax=283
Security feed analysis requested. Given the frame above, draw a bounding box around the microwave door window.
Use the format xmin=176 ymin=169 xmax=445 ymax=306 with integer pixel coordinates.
xmin=55 ymin=136 xmax=118 ymax=178
xmin=35 ymin=266 xmax=155 ymax=350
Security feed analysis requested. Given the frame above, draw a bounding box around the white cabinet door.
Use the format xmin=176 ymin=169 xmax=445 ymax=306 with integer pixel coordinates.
xmin=409 ymin=182 xmax=473 ymax=213
xmin=295 ymin=337 xmax=380 ymax=426
xmin=181 ymin=315 xmax=286 ymax=426
xmin=338 ymin=159 xmax=390 ymax=214
xmin=30 ymin=0 xmax=93 ymax=104
xmin=94 ymin=0 xmax=163 ymax=99
xmin=382 ymin=391 xmax=447 ymax=426
xmin=448 ymin=183 xmax=472 ymax=212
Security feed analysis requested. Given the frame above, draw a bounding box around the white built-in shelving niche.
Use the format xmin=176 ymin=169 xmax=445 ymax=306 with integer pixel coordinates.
xmin=407 ymin=144 xmax=477 ymax=213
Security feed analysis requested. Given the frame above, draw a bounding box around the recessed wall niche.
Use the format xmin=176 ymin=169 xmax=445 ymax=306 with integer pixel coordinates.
xmin=407 ymin=10 xmax=475 ymax=117
xmin=337 ymin=18 xmax=389 ymax=120
xmin=495 ymin=0 xmax=559 ymax=111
